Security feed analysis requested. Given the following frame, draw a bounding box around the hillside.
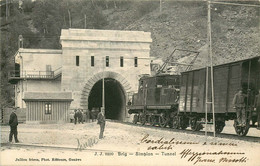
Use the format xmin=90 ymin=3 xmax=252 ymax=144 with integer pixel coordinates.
xmin=0 ymin=0 xmax=259 ymax=106
xmin=104 ymin=1 xmax=259 ymax=68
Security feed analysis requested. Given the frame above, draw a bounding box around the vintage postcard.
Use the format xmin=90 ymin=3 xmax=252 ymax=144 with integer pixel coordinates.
xmin=1 ymin=0 xmax=260 ymax=166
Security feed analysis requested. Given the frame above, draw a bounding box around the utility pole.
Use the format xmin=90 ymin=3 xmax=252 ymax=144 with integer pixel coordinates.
xmin=18 ymin=35 xmax=23 ymax=48
xmin=102 ymin=57 xmax=105 ymax=115
xmin=68 ymin=9 xmax=72 ymax=28
xmin=84 ymin=14 xmax=87 ymax=29
xmin=160 ymin=0 xmax=162 ymax=13
xmin=6 ymin=0 xmax=8 ymax=21
xmin=205 ymin=0 xmax=216 ymax=138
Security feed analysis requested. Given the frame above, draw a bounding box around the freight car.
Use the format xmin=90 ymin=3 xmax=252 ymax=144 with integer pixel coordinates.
xmin=128 ymin=74 xmax=180 ymax=127
xmin=178 ymin=56 xmax=260 ymax=136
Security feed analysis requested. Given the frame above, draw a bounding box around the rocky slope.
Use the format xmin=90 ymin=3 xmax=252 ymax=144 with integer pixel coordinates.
xmin=105 ymin=1 xmax=259 ymax=70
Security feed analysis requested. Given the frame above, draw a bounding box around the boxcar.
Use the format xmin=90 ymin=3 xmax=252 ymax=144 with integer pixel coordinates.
xmin=128 ymin=74 xmax=180 ymax=127
xmin=178 ymin=56 xmax=260 ymax=136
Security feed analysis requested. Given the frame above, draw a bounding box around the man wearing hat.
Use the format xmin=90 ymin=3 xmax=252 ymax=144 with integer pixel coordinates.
xmin=9 ymin=107 xmax=19 ymax=143
xmin=97 ymin=108 xmax=106 ymax=139
xmin=233 ymin=89 xmax=246 ymax=126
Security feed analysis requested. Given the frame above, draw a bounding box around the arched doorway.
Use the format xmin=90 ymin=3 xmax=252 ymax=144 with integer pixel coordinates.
xmin=88 ymin=78 xmax=126 ymax=120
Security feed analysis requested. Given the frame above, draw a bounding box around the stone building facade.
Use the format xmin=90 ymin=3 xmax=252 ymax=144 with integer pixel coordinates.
xmin=10 ymin=29 xmax=152 ymax=122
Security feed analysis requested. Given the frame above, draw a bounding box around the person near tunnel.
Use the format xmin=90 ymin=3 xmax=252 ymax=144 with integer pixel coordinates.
xmin=86 ymin=109 xmax=90 ymax=123
xmin=97 ymin=108 xmax=106 ymax=139
xmin=90 ymin=108 xmax=96 ymax=122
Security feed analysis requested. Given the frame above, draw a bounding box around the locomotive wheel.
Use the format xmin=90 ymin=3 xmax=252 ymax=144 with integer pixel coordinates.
xmin=147 ymin=115 xmax=153 ymax=126
xmin=180 ymin=117 xmax=189 ymax=130
xmin=139 ymin=113 xmax=146 ymax=125
xmin=148 ymin=115 xmax=156 ymax=126
xmin=147 ymin=115 xmax=152 ymax=125
xmin=190 ymin=119 xmax=198 ymax=131
xmin=233 ymin=120 xmax=250 ymax=136
xmin=172 ymin=116 xmax=179 ymax=129
xmin=168 ymin=121 xmax=173 ymax=128
xmin=252 ymin=119 xmax=257 ymax=127
xmin=159 ymin=115 xmax=167 ymax=128
xmin=190 ymin=119 xmax=203 ymax=131
xmin=215 ymin=121 xmax=225 ymax=134
xmin=133 ymin=115 xmax=138 ymax=124
xmin=180 ymin=123 xmax=188 ymax=130
xmin=190 ymin=119 xmax=197 ymax=131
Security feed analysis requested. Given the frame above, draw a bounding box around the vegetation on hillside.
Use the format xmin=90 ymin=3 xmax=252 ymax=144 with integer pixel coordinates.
xmin=0 ymin=0 xmax=259 ymax=107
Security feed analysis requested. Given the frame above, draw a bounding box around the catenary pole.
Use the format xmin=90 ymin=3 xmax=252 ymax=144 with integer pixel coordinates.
xmin=102 ymin=57 xmax=105 ymax=114
xmin=84 ymin=14 xmax=87 ymax=29
xmin=207 ymin=0 xmax=216 ymax=138
xmin=205 ymin=0 xmax=210 ymax=138
xmin=160 ymin=0 xmax=162 ymax=13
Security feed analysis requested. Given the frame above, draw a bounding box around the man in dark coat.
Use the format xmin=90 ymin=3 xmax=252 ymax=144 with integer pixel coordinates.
xmin=97 ymin=108 xmax=106 ymax=139
xmin=91 ymin=109 xmax=96 ymax=122
xmin=9 ymin=108 xmax=19 ymax=143
xmin=78 ymin=109 xmax=84 ymax=124
xmin=74 ymin=109 xmax=78 ymax=124
xmin=233 ymin=89 xmax=246 ymax=126
xmin=254 ymin=90 xmax=260 ymax=129
xmin=86 ymin=109 xmax=90 ymax=123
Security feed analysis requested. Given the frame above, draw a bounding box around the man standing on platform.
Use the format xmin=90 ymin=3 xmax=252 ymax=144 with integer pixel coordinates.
xmin=233 ymin=89 xmax=246 ymax=126
xmin=9 ymin=107 xmax=19 ymax=143
xmin=97 ymin=108 xmax=106 ymax=139
xmin=78 ymin=109 xmax=83 ymax=124
xmin=86 ymin=109 xmax=90 ymax=123
xmin=74 ymin=109 xmax=78 ymax=124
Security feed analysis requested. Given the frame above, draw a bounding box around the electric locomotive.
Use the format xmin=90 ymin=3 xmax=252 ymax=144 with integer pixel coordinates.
xmin=128 ymin=74 xmax=180 ymax=127
xmin=127 ymin=49 xmax=198 ymax=128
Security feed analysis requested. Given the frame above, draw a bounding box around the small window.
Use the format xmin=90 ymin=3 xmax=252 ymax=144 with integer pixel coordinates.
xmin=120 ymin=57 xmax=124 ymax=67
xmin=76 ymin=56 xmax=79 ymax=66
xmin=106 ymin=56 xmax=109 ymax=67
xmin=45 ymin=103 xmax=52 ymax=114
xmin=91 ymin=56 xmax=94 ymax=66
xmin=134 ymin=57 xmax=138 ymax=67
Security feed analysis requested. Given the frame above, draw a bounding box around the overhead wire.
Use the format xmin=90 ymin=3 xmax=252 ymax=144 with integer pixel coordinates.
xmin=211 ymin=1 xmax=260 ymax=8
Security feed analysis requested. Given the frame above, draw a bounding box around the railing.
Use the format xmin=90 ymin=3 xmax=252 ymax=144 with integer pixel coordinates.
xmin=9 ymin=67 xmax=62 ymax=80
xmin=53 ymin=67 xmax=62 ymax=78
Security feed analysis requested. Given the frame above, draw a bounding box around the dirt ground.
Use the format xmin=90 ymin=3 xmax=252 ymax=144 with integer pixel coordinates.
xmin=1 ymin=121 xmax=260 ymax=166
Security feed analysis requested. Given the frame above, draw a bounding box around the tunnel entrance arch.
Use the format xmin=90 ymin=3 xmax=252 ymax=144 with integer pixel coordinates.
xmin=88 ymin=78 xmax=125 ymax=120
xmin=80 ymin=71 xmax=131 ymax=121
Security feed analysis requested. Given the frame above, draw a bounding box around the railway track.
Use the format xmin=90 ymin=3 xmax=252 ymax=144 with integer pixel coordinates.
xmin=110 ymin=120 xmax=260 ymax=143
xmin=0 ymin=142 xmax=131 ymax=153
xmin=1 ymin=120 xmax=259 ymax=152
